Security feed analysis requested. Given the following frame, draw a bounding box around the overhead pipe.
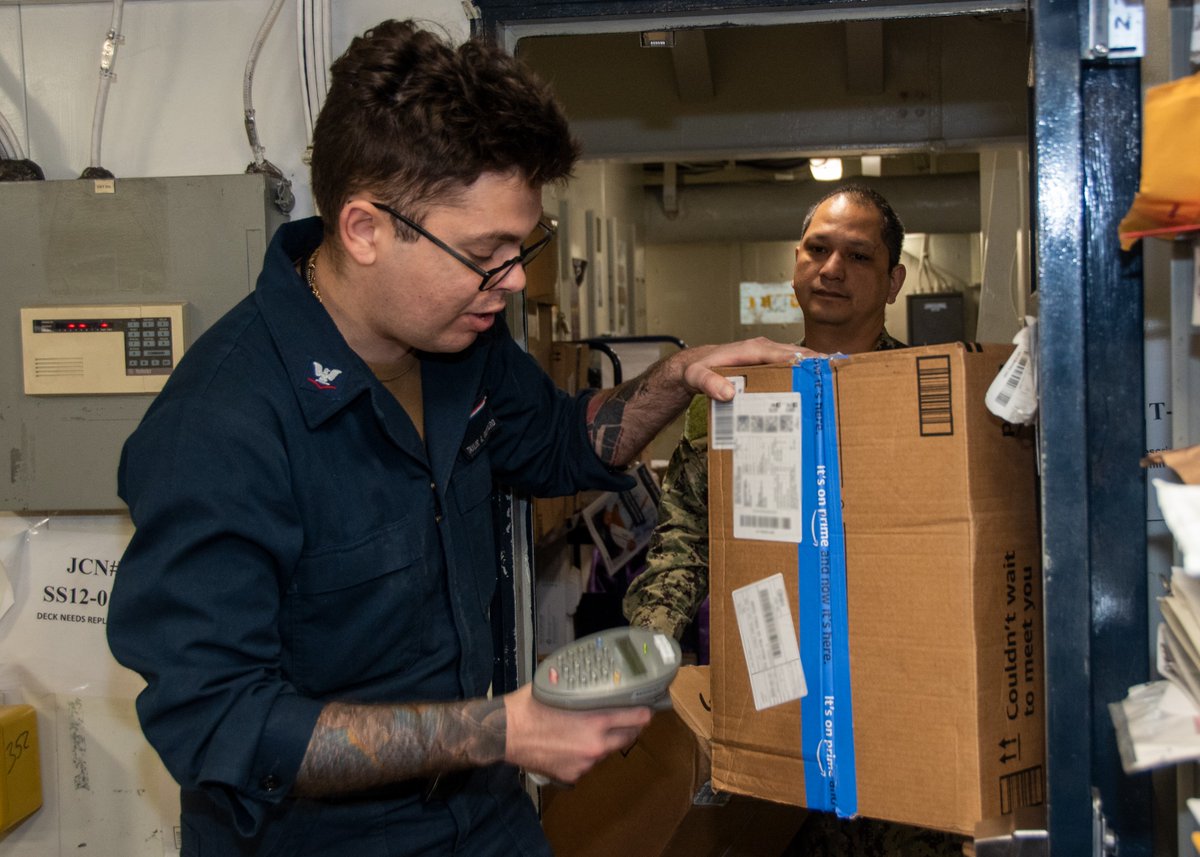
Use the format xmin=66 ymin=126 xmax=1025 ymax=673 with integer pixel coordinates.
xmin=243 ymin=0 xmax=294 ymax=214
xmin=643 ymin=173 xmax=981 ymax=243
xmin=80 ymin=0 xmax=125 ymax=179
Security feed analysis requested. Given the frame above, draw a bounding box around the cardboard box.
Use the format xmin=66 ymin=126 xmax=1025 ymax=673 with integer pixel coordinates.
xmin=524 ymin=222 xmax=560 ymax=304
xmin=549 ymin=341 xmax=588 ymax=395
xmin=536 ymin=340 xmax=655 ymax=546
xmin=533 ymin=494 xmax=572 ymax=543
xmin=541 ymin=666 xmax=807 ymax=857
xmin=526 ymin=300 xmax=557 ymax=374
xmin=708 ymin=343 xmax=1045 ymax=836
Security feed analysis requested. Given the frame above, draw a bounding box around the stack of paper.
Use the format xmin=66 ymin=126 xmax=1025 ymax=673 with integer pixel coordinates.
xmin=1109 ymin=568 xmax=1200 ymax=774
xmin=1110 ymin=678 xmax=1200 ymax=773
xmin=1159 ymin=571 xmax=1200 ymax=709
xmin=1154 ymin=474 xmax=1200 ymax=709
xmin=1110 ymin=472 xmax=1200 ymax=774
xmin=1154 ymin=478 xmax=1200 ymax=573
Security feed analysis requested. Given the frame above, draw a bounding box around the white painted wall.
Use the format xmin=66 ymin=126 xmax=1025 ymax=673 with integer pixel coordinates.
xmin=644 ymin=232 xmax=980 ymax=351
xmin=0 ymin=4 xmax=469 ymax=855
xmin=0 ymin=0 xmax=468 ymax=209
xmin=543 ymin=160 xmax=646 ymax=339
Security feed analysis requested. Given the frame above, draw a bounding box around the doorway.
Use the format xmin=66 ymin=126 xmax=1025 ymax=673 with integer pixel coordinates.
xmin=478 ymin=2 xmax=1150 ymax=852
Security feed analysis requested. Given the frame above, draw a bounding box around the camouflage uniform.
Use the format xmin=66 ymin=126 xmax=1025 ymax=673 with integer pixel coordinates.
xmin=623 ymin=331 xmax=907 ymax=637
xmin=623 ymin=330 xmax=967 ymax=856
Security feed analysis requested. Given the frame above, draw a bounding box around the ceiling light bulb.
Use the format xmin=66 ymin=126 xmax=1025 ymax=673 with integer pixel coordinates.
xmin=809 ymin=158 xmax=843 ymax=181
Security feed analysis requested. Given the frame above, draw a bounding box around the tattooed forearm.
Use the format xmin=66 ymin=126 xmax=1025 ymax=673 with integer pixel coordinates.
xmin=587 ymin=354 xmax=695 ymax=466
xmin=587 ymin=376 xmax=647 ymax=464
xmin=292 ymin=697 xmax=507 ymax=797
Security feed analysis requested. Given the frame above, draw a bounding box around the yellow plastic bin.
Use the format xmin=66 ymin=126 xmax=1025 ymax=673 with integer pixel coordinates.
xmin=0 ymin=704 xmax=42 ymax=831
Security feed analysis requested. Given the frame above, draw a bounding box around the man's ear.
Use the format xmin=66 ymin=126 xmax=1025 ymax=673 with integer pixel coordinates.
xmin=339 ymin=200 xmax=385 ymax=266
xmin=886 ymin=263 xmax=906 ymax=305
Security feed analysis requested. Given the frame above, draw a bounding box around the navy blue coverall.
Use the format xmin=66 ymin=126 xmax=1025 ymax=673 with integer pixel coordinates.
xmin=107 ymin=217 xmax=629 ymax=856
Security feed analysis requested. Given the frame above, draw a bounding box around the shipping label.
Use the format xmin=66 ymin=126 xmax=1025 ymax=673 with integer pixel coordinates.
xmin=729 ymin=392 xmax=803 ymax=543
xmin=731 ymin=573 xmax=805 ymax=709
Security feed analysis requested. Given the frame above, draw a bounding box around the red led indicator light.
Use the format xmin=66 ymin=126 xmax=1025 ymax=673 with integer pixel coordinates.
xmin=67 ymin=323 xmax=77 ymax=329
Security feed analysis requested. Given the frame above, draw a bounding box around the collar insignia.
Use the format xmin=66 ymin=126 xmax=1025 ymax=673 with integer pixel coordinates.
xmin=307 ymin=361 xmax=343 ymax=390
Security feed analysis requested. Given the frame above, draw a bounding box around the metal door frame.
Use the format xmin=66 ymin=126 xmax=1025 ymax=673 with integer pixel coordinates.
xmin=475 ymin=3 xmax=1151 ymax=852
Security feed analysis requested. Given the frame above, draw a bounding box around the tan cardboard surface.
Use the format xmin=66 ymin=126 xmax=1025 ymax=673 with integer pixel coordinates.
xmin=708 ymin=344 xmax=1045 ymax=836
xmin=670 ymin=664 xmax=715 ymax=745
xmin=541 ymin=666 xmax=806 ymax=857
xmin=524 ymin=225 xmax=559 ymax=304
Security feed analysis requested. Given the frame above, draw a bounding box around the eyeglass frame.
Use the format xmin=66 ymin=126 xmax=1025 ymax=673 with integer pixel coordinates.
xmin=370 ymin=201 xmax=555 ymax=292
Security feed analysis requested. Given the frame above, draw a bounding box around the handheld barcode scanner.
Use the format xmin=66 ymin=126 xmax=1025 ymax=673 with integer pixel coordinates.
xmin=532 ymin=627 xmax=681 ymax=711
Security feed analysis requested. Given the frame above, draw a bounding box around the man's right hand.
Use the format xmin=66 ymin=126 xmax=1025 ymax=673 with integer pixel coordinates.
xmin=502 ymin=683 xmax=652 ymax=783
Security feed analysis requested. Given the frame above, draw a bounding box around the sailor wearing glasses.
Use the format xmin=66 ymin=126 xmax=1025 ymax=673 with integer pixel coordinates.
xmin=107 ymin=19 xmax=805 ymax=857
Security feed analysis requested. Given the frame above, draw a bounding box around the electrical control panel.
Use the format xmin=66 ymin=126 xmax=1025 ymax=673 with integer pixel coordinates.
xmin=0 ymin=174 xmax=288 ymax=511
xmin=21 ymin=303 xmax=186 ymax=395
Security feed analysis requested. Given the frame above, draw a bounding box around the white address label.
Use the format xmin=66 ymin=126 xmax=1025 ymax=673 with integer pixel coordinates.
xmin=732 ymin=573 xmax=805 ymax=710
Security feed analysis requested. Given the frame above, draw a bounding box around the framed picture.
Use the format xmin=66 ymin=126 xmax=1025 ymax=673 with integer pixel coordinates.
xmin=585 ymin=210 xmax=608 ymax=336
xmin=606 ymin=217 xmax=629 ymax=335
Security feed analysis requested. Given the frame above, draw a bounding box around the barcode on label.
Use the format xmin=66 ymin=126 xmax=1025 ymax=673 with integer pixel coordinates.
xmin=917 ymin=355 xmax=954 ymax=436
xmin=731 ymin=573 xmax=805 ymax=708
xmin=710 ymin=376 xmax=744 ymax=450
xmin=713 ymin=400 xmax=735 ymax=448
xmin=739 ymin=514 xmax=791 ymax=530
xmin=994 ymin=353 xmax=1028 ymax=407
xmin=758 ymin=588 xmax=783 ymax=658
xmin=999 ymin=765 xmax=1044 ymax=814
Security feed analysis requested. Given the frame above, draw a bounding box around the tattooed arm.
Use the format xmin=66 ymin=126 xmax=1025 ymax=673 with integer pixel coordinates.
xmin=292 ymin=685 xmax=651 ymax=796
xmin=293 ymin=697 xmax=506 ymax=796
xmin=586 ymin=337 xmax=816 ymax=467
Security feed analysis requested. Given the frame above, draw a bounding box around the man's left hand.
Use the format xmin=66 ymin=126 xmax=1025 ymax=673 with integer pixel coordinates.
xmin=677 ymin=338 xmax=822 ymax=402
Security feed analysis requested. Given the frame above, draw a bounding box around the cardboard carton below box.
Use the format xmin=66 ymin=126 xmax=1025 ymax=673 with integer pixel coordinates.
xmin=709 ymin=343 xmax=1045 ymax=836
xmin=541 ymin=666 xmax=806 ymax=857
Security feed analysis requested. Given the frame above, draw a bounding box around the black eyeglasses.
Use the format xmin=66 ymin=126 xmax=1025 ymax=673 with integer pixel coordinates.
xmin=370 ymin=201 xmax=555 ymax=292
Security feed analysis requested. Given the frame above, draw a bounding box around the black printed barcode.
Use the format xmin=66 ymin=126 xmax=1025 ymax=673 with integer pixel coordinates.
xmin=994 ymin=353 xmax=1028 ymax=407
xmin=999 ymin=765 xmax=1044 ymax=814
xmin=916 ymin=355 xmax=954 ymax=437
xmin=713 ymin=400 xmax=734 ymax=448
xmin=758 ymin=588 xmax=783 ymax=659
xmin=739 ymin=514 xmax=790 ymax=530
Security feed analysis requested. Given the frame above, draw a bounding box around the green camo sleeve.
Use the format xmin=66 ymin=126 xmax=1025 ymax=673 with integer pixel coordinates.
xmin=623 ymin=395 xmax=710 ymax=639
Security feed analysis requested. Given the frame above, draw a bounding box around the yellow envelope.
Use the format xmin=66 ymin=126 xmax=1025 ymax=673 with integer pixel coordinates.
xmin=1119 ymin=70 xmax=1200 ymax=249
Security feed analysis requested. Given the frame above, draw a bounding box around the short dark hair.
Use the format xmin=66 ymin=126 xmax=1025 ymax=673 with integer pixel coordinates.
xmin=310 ymin=20 xmax=580 ymax=240
xmin=800 ymin=183 xmax=905 ymax=270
